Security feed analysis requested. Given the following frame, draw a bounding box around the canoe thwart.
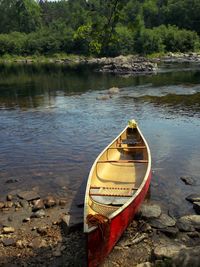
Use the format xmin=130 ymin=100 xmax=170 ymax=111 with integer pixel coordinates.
xmin=108 ymin=146 xmax=146 ymax=149
xmin=97 ymin=159 xmax=148 ymax=163
xmin=89 ymin=186 xmax=138 ymax=197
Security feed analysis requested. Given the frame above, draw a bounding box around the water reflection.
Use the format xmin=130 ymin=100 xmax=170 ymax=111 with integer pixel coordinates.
xmin=0 ymin=63 xmax=200 ymax=216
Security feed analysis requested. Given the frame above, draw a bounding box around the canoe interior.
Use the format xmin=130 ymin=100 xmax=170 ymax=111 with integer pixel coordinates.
xmin=86 ymin=126 xmax=149 ymax=222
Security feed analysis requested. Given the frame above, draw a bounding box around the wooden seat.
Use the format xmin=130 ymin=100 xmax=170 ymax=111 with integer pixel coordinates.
xmin=89 ymin=186 xmax=138 ymax=197
xmin=98 ymin=159 xmax=148 ymax=164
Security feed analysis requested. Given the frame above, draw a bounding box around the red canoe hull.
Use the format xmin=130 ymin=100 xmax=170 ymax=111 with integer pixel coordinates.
xmin=87 ymin=170 xmax=152 ymax=267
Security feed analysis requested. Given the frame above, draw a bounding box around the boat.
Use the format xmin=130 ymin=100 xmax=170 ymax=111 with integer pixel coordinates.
xmin=84 ymin=120 xmax=152 ymax=267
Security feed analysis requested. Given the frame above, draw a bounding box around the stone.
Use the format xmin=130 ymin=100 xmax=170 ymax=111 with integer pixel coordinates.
xmin=44 ymin=196 xmax=56 ymax=208
xmin=17 ymin=191 xmax=40 ymax=201
xmin=59 ymin=198 xmax=67 ymax=207
xmin=179 ymin=215 xmax=200 ymax=229
xmin=5 ymin=179 xmax=18 ymax=184
xmin=29 ymin=237 xmax=47 ymax=249
xmin=139 ymin=203 xmax=162 ymax=219
xmin=159 ymin=227 xmax=179 ymax=238
xmin=0 ymin=202 xmax=4 ymax=209
xmin=31 ymin=209 xmax=45 ymax=218
xmin=61 ymin=214 xmax=83 ymax=234
xmin=19 ymin=200 xmax=29 ymax=209
xmin=7 ymin=194 xmax=13 ymax=201
xmin=136 ymin=262 xmax=152 ymax=267
xmin=32 ymin=199 xmax=44 ymax=211
xmin=96 ymin=95 xmax=111 ymax=101
xmin=16 ymin=240 xmax=25 ymax=249
xmin=158 ymin=214 xmax=176 ymax=227
xmin=180 ymin=176 xmax=195 ymax=185
xmin=148 ymin=218 xmax=166 ymax=229
xmin=108 ymin=87 xmax=119 ymax=94
xmin=4 ymin=201 xmax=13 ymax=208
xmin=2 ymin=238 xmax=16 ymax=246
xmin=176 ymin=218 xmax=195 ymax=232
xmin=193 ymin=202 xmax=200 ymax=214
xmin=154 ymin=244 xmax=186 ymax=259
xmin=37 ymin=227 xmax=48 ymax=236
xmin=173 ymin=246 xmax=200 ymax=267
xmin=2 ymin=226 xmax=15 ymax=234
xmin=186 ymin=194 xmax=200 ymax=203
xmin=23 ymin=217 xmax=31 ymax=223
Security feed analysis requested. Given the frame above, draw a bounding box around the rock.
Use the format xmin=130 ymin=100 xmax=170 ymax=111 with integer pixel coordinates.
xmin=136 ymin=263 xmax=152 ymax=267
xmin=19 ymin=200 xmax=29 ymax=209
xmin=61 ymin=214 xmax=83 ymax=234
xmin=59 ymin=198 xmax=67 ymax=207
xmin=2 ymin=226 xmax=15 ymax=234
xmin=5 ymin=179 xmax=18 ymax=184
xmin=180 ymin=176 xmax=195 ymax=185
xmin=179 ymin=215 xmax=200 ymax=229
xmin=186 ymin=194 xmax=200 ymax=203
xmin=159 ymin=227 xmax=179 ymax=238
xmin=96 ymin=95 xmax=111 ymax=101
xmin=149 ymin=214 xmax=176 ymax=229
xmin=32 ymin=199 xmax=44 ymax=211
xmin=173 ymin=246 xmax=200 ymax=267
xmin=29 ymin=237 xmax=47 ymax=249
xmin=140 ymin=222 xmax=152 ymax=233
xmin=17 ymin=191 xmax=40 ymax=201
xmin=154 ymin=244 xmax=186 ymax=259
xmin=16 ymin=240 xmax=26 ymax=248
xmin=37 ymin=227 xmax=48 ymax=236
xmin=108 ymin=87 xmax=119 ymax=94
xmin=139 ymin=203 xmax=162 ymax=219
xmin=31 ymin=209 xmax=45 ymax=218
xmin=7 ymin=194 xmax=13 ymax=201
xmin=4 ymin=201 xmax=13 ymax=208
xmin=176 ymin=218 xmax=195 ymax=232
xmin=0 ymin=201 xmax=4 ymax=209
xmin=44 ymin=196 xmax=56 ymax=208
xmin=23 ymin=217 xmax=31 ymax=223
xmin=193 ymin=202 xmax=200 ymax=214
xmin=187 ymin=231 xmax=200 ymax=238
xmin=2 ymin=238 xmax=16 ymax=246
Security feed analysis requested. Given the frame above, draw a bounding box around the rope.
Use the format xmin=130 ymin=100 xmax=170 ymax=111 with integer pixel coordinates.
xmin=86 ymin=214 xmax=110 ymax=240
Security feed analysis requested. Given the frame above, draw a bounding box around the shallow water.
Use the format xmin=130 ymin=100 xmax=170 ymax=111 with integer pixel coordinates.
xmin=0 ymin=62 xmax=200 ymax=216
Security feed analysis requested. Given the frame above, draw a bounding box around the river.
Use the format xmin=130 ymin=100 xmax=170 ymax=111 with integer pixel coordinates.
xmin=0 ymin=62 xmax=200 ymax=217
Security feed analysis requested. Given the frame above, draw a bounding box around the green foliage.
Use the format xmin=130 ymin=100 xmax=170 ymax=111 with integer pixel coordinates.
xmin=0 ymin=0 xmax=199 ymax=56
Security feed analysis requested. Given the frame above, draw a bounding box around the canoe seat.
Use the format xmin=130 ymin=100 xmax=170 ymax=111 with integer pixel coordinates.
xmin=89 ymin=186 xmax=138 ymax=197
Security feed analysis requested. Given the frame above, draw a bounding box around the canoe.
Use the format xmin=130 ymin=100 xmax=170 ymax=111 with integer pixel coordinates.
xmin=84 ymin=120 xmax=151 ymax=267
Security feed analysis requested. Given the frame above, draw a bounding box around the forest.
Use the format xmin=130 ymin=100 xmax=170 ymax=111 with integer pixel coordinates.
xmin=0 ymin=0 xmax=199 ymax=57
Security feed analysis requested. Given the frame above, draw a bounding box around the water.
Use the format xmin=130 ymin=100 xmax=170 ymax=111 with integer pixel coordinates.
xmin=0 ymin=62 xmax=200 ymax=216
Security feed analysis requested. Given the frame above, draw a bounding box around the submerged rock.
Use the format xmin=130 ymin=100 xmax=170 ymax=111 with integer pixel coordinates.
xmin=176 ymin=218 xmax=195 ymax=232
xmin=173 ymin=246 xmax=200 ymax=267
xmin=180 ymin=176 xmax=195 ymax=185
xmin=193 ymin=202 xmax=200 ymax=214
xmin=154 ymin=244 xmax=186 ymax=259
xmin=186 ymin=194 xmax=200 ymax=203
xmin=2 ymin=238 xmax=16 ymax=247
xmin=17 ymin=191 xmax=40 ymax=201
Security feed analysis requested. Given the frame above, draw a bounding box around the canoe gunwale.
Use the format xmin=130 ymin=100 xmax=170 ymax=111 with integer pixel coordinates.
xmin=84 ymin=124 xmax=151 ymax=233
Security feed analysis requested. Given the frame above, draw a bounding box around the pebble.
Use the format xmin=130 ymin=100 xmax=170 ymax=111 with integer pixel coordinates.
xmin=2 ymin=226 xmax=15 ymax=234
xmin=44 ymin=196 xmax=56 ymax=208
xmin=0 ymin=202 xmax=4 ymax=209
xmin=7 ymin=194 xmax=13 ymax=201
xmin=32 ymin=199 xmax=45 ymax=211
xmin=4 ymin=201 xmax=13 ymax=208
xmin=2 ymin=238 xmax=16 ymax=247
xmin=23 ymin=217 xmax=31 ymax=223
xmin=31 ymin=209 xmax=45 ymax=218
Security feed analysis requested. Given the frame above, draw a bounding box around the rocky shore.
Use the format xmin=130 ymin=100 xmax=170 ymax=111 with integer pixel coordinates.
xmin=156 ymin=52 xmax=200 ymax=63
xmin=1 ymin=176 xmax=200 ymax=267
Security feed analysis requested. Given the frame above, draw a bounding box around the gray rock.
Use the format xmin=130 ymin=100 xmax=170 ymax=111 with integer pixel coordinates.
xmin=61 ymin=214 xmax=83 ymax=234
xmin=140 ymin=203 xmax=162 ymax=219
xmin=31 ymin=209 xmax=45 ymax=218
xmin=156 ymin=214 xmax=176 ymax=227
xmin=180 ymin=176 xmax=195 ymax=185
xmin=148 ymin=218 xmax=166 ymax=229
xmin=176 ymin=218 xmax=195 ymax=232
xmin=193 ymin=202 xmax=200 ymax=214
xmin=2 ymin=238 xmax=16 ymax=246
xmin=154 ymin=244 xmax=186 ymax=259
xmin=186 ymin=194 xmax=200 ymax=203
xmin=18 ymin=190 xmax=40 ymax=201
xmin=44 ymin=196 xmax=56 ymax=208
xmin=180 ymin=215 xmax=200 ymax=228
xmin=159 ymin=227 xmax=179 ymax=238
xmin=173 ymin=246 xmax=200 ymax=267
